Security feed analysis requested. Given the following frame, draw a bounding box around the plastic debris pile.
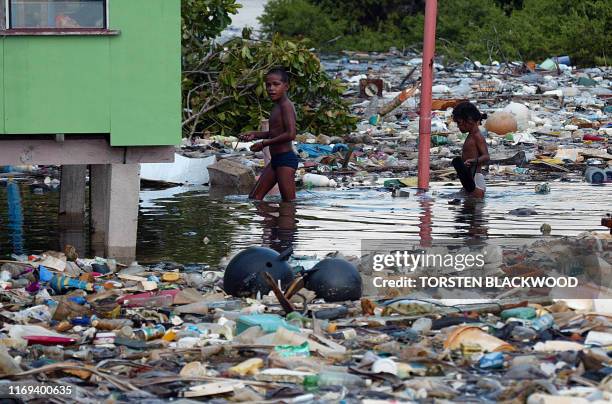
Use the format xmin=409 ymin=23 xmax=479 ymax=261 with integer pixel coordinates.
xmin=0 ymin=233 xmax=611 ymax=402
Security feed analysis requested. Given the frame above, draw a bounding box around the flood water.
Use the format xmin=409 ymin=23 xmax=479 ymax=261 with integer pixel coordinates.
xmin=0 ymin=177 xmax=608 ymax=265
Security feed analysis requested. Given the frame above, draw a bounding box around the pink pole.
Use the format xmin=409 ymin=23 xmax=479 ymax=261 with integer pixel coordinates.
xmin=417 ymin=0 xmax=438 ymax=191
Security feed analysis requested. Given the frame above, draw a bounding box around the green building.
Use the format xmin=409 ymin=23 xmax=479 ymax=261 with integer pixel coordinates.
xmin=0 ymin=0 xmax=182 ymax=261
xmin=1 ymin=0 xmax=181 ymax=146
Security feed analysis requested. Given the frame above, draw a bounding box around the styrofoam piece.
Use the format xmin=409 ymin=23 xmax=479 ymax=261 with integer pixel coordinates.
xmin=140 ymin=154 xmax=216 ymax=185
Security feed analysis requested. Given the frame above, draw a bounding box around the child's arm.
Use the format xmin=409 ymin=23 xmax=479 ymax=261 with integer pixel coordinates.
xmin=474 ymin=134 xmax=490 ymax=165
xmin=239 ymin=130 xmax=270 ymax=141
xmin=260 ymin=102 xmax=296 ymax=147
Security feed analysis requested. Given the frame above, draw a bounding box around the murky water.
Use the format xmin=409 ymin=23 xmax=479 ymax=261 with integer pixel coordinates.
xmin=0 ymin=176 xmax=608 ymax=264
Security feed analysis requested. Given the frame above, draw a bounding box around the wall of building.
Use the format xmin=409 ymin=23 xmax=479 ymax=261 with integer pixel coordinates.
xmin=0 ymin=0 xmax=181 ymax=146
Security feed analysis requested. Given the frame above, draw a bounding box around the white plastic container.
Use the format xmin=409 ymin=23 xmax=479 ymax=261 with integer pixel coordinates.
xmin=303 ymin=173 xmax=336 ymax=187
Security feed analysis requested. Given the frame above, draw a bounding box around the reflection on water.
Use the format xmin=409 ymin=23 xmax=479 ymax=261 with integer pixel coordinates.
xmin=418 ymin=193 xmax=433 ymax=248
xmin=7 ymin=181 xmax=24 ymax=255
xmin=255 ymin=201 xmax=298 ymax=254
xmin=0 ymin=178 xmax=609 ymax=264
xmin=454 ymin=197 xmax=489 ymax=242
xmin=0 ymin=178 xmax=63 ymax=256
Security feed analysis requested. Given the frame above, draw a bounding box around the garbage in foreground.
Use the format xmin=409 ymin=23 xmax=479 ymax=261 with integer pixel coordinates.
xmin=0 ymin=232 xmax=610 ymax=402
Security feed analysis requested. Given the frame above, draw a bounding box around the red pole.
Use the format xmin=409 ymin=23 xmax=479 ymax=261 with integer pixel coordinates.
xmin=417 ymin=0 xmax=438 ymax=191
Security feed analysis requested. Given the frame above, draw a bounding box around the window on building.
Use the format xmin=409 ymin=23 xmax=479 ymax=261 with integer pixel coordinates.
xmin=7 ymin=0 xmax=106 ymax=29
xmin=1 ymin=3 xmax=6 ymax=29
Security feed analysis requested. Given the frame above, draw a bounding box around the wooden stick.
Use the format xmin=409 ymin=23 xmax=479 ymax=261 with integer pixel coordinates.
xmin=262 ymin=272 xmax=295 ymax=314
xmin=284 ymin=276 xmax=305 ymax=301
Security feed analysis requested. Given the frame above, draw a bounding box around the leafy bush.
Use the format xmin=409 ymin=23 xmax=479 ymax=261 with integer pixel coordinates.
xmin=259 ymin=0 xmax=611 ymax=66
xmin=259 ymin=0 xmax=344 ymax=46
xmin=182 ymin=35 xmax=357 ymax=138
xmin=181 ymin=0 xmax=242 ymax=65
xmin=508 ymin=0 xmax=611 ymax=66
xmin=181 ymin=0 xmax=356 ymax=138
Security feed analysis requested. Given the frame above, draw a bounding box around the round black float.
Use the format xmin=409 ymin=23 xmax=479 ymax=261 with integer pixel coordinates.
xmin=223 ymin=246 xmax=294 ymax=297
xmin=304 ymin=258 xmax=362 ymax=302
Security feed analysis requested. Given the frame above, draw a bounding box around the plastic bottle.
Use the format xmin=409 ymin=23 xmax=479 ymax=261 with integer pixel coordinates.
xmin=500 ymin=307 xmax=537 ymax=321
xmin=176 ymin=326 xmax=202 ymax=340
xmin=71 ymin=349 xmax=93 ymax=361
xmin=206 ymin=299 xmax=243 ymax=311
xmin=92 ymin=318 xmax=134 ymax=331
xmin=118 ymin=291 xmax=177 ymax=308
xmin=49 ymin=275 xmax=94 ymax=294
xmin=55 ymin=321 xmax=72 ymax=333
xmin=117 ymin=326 xmax=134 ymax=339
xmin=372 ymin=358 xmax=398 ymax=375
xmin=162 ymin=329 xmax=177 ymax=342
xmin=303 ymin=173 xmax=332 ymax=187
xmin=38 ymin=346 xmax=65 ymax=361
xmin=0 ymin=270 xmax=11 ymax=282
xmin=228 ymin=358 xmax=264 ymax=376
xmin=133 ymin=325 xmax=166 ymax=341
xmin=0 ymin=346 xmax=22 ymax=375
xmin=193 ymin=323 xmax=233 ymax=340
xmin=411 ymin=318 xmax=433 ymax=333
xmin=70 ymin=316 xmax=91 ymax=326
xmin=510 ymin=325 xmax=537 ymax=341
xmin=313 ymin=371 xmax=371 ymax=388
xmin=431 ymin=135 xmax=448 ymax=146
xmin=530 ymin=314 xmax=555 ymax=332
xmin=479 ymin=352 xmax=504 ymax=369
xmin=330 ymin=329 xmax=357 ymax=340
xmin=303 ymin=375 xmax=319 ymax=392
xmin=9 ymin=278 xmax=30 ymax=288
xmin=364 ymin=96 xmax=380 ymax=125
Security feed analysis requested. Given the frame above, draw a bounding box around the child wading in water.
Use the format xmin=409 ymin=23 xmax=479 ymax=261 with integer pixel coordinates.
xmin=240 ymin=68 xmax=298 ymax=202
xmin=451 ymin=102 xmax=490 ymax=198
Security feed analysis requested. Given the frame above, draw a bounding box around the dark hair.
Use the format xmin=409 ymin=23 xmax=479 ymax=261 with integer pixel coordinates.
xmin=266 ymin=67 xmax=289 ymax=83
xmin=452 ymin=102 xmax=487 ymax=123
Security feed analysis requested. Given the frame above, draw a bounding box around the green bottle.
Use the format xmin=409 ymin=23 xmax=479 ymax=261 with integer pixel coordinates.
xmin=500 ymin=307 xmax=537 ymax=321
xmin=303 ymin=375 xmax=319 ymax=392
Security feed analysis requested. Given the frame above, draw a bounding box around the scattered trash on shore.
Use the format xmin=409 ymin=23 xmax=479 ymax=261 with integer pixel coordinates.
xmin=0 ymin=230 xmax=610 ymax=401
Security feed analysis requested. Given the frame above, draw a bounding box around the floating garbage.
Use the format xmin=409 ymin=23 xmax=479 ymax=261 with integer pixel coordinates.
xmin=0 ymin=46 xmax=611 ymax=403
xmin=0 ymin=235 xmax=609 ymax=402
xmin=485 ymin=111 xmax=518 ymax=136
xmin=223 ymin=246 xmax=294 ymax=297
xmin=303 ymin=258 xmax=363 ymax=302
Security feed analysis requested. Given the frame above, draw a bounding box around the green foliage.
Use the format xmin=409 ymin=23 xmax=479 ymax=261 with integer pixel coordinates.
xmin=259 ymin=0 xmax=611 ymax=66
xmin=182 ymin=35 xmax=357 ymax=138
xmin=312 ymin=0 xmax=424 ymax=33
xmin=508 ymin=0 xmax=611 ymax=66
xmin=259 ymin=0 xmax=344 ymax=46
xmin=181 ymin=0 xmax=241 ymax=66
xmin=495 ymin=0 xmax=524 ymax=15
xmin=333 ymin=28 xmax=404 ymax=53
xmin=181 ymin=0 xmax=355 ymax=138
xmin=403 ymin=0 xmax=512 ymax=63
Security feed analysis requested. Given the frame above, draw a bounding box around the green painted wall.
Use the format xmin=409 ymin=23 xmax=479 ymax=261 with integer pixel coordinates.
xmin=0 ymin=41 xmax=4 ymax=134
xmin=0 ymin=0 xmax=181 ymax=146
xmin=5 ymin=38 xmax=111 ymax=134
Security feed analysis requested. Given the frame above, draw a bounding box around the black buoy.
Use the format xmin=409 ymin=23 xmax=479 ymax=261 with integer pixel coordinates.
xmin=304 ymin=258 xmax=362 ymax=302
xmin=223 ymin=246 xmax=294 ymax=297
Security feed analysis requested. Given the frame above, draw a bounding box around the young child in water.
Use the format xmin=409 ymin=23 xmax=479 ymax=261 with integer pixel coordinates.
xmin=239 ymin=67 xmax=298 ymax=202
xmin=451 ymin=102 xmax=490 ymax=198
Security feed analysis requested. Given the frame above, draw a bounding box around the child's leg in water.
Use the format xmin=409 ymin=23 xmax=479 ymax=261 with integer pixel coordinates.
xmin=275 ymin=166 xmax=297 ymax=202
xmin=452 ymin=157 xmax=476 ymax=193
xmin=249 ymin=164 xmax=277 ymax=200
